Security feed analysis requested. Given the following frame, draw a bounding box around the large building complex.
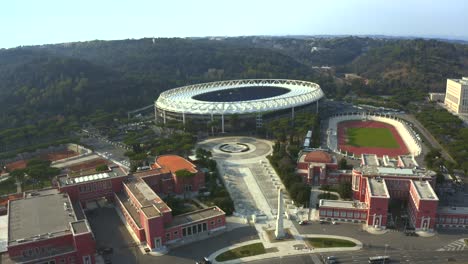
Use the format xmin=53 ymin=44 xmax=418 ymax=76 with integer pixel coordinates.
xmin=444 ymin=77 xmax=468 ymax=114
xmin=2 ymin=155 xmax=226 ymax=264
xmin=155 ymin=79 xmax=324 ymax=132
xmin=297 ymin=149 xmax=467 ymax=232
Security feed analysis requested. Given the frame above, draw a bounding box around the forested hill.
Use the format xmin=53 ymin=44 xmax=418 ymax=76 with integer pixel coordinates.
xmin=0 ymin=38 xmax=317 ymax=129
xmin=348 ymin=39 xmax=468 ymax=95
xmin=0 ymin=36 xmax=467 ymax=153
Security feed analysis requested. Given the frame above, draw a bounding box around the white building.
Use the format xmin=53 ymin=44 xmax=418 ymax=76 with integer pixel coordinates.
xmin=444 ymin=77 xmax=468 ymax=114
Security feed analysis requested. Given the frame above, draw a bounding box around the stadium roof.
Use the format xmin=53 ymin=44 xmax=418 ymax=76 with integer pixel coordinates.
xmin=155 ymin=79 xmax=324 ymax=115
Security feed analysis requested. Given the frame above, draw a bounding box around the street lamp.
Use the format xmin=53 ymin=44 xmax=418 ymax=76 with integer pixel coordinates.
xmin=383 ymin=244 xmax=389 ymax=264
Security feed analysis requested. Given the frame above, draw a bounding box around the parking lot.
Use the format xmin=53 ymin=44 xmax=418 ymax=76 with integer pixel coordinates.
xmin=86 ymin=206 xmax=258 ymax=264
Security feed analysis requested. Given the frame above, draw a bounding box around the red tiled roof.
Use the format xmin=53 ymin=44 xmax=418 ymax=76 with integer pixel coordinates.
xmin=304 ymin=151 xmax=332 ymax=163
xmin=155 ymin=155 xmax=197 ymax=173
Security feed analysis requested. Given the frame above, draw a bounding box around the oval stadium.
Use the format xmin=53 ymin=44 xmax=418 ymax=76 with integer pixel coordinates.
xmin=155 ymin=79 xmax=324 ymax=132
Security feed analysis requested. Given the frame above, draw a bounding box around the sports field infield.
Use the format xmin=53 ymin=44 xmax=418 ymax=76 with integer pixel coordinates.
xmin=346 ymin=127 xmax=400 ymax=148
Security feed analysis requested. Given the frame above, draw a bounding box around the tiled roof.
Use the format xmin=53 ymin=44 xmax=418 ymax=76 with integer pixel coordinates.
xmin=156 ymin=155 xmax=197 ymax=173
xmin=304 ymin=151 xmax=332 ymax=163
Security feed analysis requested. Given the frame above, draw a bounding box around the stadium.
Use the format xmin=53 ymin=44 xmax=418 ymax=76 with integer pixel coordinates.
xmin=327 ymin=112 xmax=422 ymax=157
xmin=155 ymin=79 xmax=324 ymax=132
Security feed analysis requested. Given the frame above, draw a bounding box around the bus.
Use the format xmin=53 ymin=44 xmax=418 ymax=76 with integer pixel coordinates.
xmin=368 ymin=256 xmax=390 ymax=263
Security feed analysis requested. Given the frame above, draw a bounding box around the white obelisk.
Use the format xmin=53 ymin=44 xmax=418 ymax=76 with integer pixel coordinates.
xmin=275 ymin=188 xmax=285 ymax=239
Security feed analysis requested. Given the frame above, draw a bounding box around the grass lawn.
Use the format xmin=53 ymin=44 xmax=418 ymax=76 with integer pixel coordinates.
xmin=305 ymin=237 xmax=356 ymax=248
xmin=215 ymin=243 xmax=266 ymax=262
xmin=346 ymin=127 xmax=400 ymax=148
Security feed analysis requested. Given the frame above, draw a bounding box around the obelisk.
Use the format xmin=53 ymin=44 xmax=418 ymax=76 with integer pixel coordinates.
xmin=275 ymin=188 xmax=285 ymax=239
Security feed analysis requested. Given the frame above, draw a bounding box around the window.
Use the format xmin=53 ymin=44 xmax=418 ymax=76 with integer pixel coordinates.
xmin=188 ymin=227 xmax=192 ymax=235
xmin=173 ymin=230 xmax=178 ymax=236
xmin=198 ymin=224 xmax=202 ymax=233
xmin=459 ymin=218 xmax=465 ymax=224
xmin=340 ymin=211 xmax=346 ymax=217
xmin=182 ymin=228 xmax=187 ymax=237
xmin=217 ymin=218 xmax=222 ymax=223
xmin=333 ymin=211 xmax=339 ymax=217
xmin=327 ymin=210 xmax=332 ymax=216
xmin=202 ymin=223 xmax=207 ymax=231
xmin=320 ymin=210 xmax=325 ymax=216
xmin=210 ymin=220 xmax=215 ymax=225
xmin=347 ymin=212 xmax=353 ymax=217
xmin=60 ymin=258 xmax=66 ymax=264
xmin=360 ymin=213 xmax=367 ymax=219
xmin=166 ymin=233 xmax=170 ymax=240
xmin=192 ymin=225 xmax=197 ymax=234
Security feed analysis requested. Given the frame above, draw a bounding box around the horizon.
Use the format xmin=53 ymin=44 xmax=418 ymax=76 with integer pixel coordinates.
xmin=2 ymin=0 xmax=468 ymax=49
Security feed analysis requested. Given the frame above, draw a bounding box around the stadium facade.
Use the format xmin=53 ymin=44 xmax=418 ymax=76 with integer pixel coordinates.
xmin=155 ymin=79 xmax=324 ymax=132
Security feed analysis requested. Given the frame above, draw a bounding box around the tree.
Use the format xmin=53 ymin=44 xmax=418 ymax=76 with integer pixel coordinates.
xmin=338 ymin=182 xmax=353 ymax=200
xmin=436 ymin=172 xmax=445 ymax=184
xmin=175 ymin=169 xmax=195 ymax=178
xmin=338 ymin=158 xmax=348 ymax=170
xmin=95 ymin=164 xmax=108 ymax=172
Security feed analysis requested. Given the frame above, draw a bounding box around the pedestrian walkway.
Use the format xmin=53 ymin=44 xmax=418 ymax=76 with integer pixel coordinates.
xmin=208 ymin=233 xmax=362 ymax=264
xmin=437 ymin=239 xmax=467 ymax=251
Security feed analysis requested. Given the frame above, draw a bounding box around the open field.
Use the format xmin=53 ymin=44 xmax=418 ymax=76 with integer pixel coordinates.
xmin=346 ymin=127 xmax=400 ymax=148
xmin=337 ymin=120 xmax=409 ymax=157
xmin=215 ymin=243 xmax=266 ymax=262
xmin=305 ymin=237 xmax=356 ymax=248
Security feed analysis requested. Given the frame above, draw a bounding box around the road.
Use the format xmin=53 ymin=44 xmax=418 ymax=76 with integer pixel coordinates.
xmin=294 ymin=220 xmax=468 ymax=251
xmin=249 ymin=249 xmax=468 ymax=264
xmin=87 ymin=206 xmax=258 ymax=264
xmin=397 ymin=114 xmax=455 ymax=163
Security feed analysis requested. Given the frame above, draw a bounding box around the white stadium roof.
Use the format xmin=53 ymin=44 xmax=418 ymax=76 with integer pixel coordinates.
xmin=155 ymin=79 xmax=324 ymax=115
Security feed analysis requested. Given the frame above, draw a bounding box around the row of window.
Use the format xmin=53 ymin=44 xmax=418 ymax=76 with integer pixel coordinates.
xmin=320 ymin=209 xmax=367 ymax=219
xmin=78 ymin=181 xmax=112 ymax=193
xmin=437 ymin=217 xmax=468 ymax=225
xmin=181 ymin=222 xmax=208 ymax=237
xmin=171 ymin=218 xmax=223 ymax=239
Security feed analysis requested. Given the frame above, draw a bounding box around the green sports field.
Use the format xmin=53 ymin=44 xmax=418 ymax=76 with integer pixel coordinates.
xmin=346 ymin=127 xmax=400 ymax=148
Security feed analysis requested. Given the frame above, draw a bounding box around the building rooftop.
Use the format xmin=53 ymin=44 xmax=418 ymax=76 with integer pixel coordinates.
xmin=302 ymin=151 xmax=333 ymax=164
xmin=167 ymin=206 xmax=225 ymax=228
xmin=450 ymin=77 xmax=468 ymax=85
xmin=71 ymin=220 xmax=91 ymax=235
xmin=57 ymin=165 xmax=127 ymax=187
xmin=367 ymin=178 xmax=390 ymax=198
xmin=438 ymin=206 xmax=468 ymax=215
xmin=412 ymin=180 xmax=438 ymax=201
xmin=319 ymin=200 xmax=368 ymax=209
xmin=362 ymin=154 xmax=379 ymax=166
xmin=155 ymin=155 xmax=198 ymax=173
xmin=377 ymin=167 xmax=414 ymax=175
xmin=8 ymin=189 xmax=76 ymax=245
xmin=399 ymin=155 xmax=419 ymax=168
xmin=125 ymin=179 xmax=171 ymax=216
xmin=116 ymin=192 xmax=142 ymax=228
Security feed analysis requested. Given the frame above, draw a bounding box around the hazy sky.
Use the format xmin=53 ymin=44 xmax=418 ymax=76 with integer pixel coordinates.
xmin=1 ymin=0 xmax=467 ymax=48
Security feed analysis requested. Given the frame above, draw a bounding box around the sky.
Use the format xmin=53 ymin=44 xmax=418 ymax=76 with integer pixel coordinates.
xmin=1 ymin=0 xmax=468 ymax=49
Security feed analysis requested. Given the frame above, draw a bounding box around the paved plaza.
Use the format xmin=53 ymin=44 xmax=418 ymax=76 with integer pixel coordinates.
xmin=197 ymin=137 xmax=293 ymax=219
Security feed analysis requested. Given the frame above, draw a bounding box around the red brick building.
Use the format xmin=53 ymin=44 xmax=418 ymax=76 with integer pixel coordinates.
xmin=318 ymin=153 xmax=441 ymax=231
xmin=3 ymin=189 xmax=95 ymax=264
xmin=114 ymin=155 xmax=224 ymax=250
xmin=3 ymin=155 xmax=225 ymax=263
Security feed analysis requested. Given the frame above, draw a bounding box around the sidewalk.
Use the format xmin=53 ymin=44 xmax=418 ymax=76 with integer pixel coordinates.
xmin=208 ymin=232 xmax=362 ymax=264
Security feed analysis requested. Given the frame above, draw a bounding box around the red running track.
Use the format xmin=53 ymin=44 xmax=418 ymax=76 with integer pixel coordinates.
xmin=337 ymin=120 xmax=409 ymax=158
